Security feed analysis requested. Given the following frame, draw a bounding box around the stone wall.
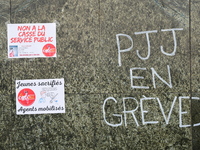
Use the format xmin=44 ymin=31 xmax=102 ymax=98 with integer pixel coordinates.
xmin=0 ymin=0 xmax=199 ymax=149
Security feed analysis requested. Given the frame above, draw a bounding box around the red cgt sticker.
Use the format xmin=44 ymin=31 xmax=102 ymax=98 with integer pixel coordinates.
xmin=42 ymin=43 xmax=56 ymax=57
xmin=18 ymin=88 xmax=36 ymax=106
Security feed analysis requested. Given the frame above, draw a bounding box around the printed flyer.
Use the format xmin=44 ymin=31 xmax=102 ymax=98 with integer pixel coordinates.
xmin=7 ymin=23 xmax=56 ymax=58
xmin=16 ymin=78 xmax=65 ymax=115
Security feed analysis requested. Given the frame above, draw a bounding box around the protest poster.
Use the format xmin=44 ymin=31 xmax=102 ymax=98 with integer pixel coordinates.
xmin=7 ymin=23 xmax=56 ymax=58
xmin=16 ymin=78 xmax=65 ymax=115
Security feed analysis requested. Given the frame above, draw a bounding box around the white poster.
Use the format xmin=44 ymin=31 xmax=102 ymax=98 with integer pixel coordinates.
xmin=7 ymin=23 xmax=56 ymax=58
xmin=16 ymin=78 xmax=65 ymax=115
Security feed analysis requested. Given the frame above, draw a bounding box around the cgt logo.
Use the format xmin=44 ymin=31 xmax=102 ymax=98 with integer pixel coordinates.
xmin=18 ymin=88 xmax=36 ymax=106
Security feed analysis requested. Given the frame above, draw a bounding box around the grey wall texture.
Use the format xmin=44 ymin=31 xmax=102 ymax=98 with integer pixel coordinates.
xmin=0 ymin=0 xmax=200 ymax=149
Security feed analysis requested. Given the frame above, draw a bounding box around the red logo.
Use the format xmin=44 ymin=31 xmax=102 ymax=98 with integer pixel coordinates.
xmin=18 ymin=88 xmax=36 ymax=106
xmin=42 ymin=44 xmax=56 ymax=57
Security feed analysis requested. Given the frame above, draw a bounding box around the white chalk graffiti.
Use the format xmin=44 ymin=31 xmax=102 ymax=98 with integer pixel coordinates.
xmin=103 ymin=96 xmax=200 ymax=128
xmin=116 ymin=28 xmax=183 ymax=66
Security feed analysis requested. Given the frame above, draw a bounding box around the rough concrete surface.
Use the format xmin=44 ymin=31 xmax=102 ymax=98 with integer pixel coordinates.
xmin=0 ymin=0 xmax=199 ymax=149
xmin=191 ymin=1 xmax=200 ymax=150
